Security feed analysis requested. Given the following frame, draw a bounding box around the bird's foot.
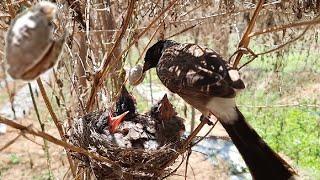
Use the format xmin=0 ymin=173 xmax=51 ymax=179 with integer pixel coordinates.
xmin=200 ymin=115 xmax=213 ymax=126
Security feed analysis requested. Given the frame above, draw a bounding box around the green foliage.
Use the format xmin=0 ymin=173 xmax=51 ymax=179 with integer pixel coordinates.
xmin=241 ymin=104 xmax=320 ymax=169
xmin=9 ymin=154 xmax=20 ymax=165
xmin=235 ymin=44 xmax=320 ymax=174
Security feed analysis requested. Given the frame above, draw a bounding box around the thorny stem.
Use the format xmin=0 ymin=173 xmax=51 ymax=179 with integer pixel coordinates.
xmin=28 ymin=83 xmax=54 ymax=178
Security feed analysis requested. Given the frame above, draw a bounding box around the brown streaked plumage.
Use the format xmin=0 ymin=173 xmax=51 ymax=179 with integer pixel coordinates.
xmin=142 ymin=40 xmax=297 ymax=180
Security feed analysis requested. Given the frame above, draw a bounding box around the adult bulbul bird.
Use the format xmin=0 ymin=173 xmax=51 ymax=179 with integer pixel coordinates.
xmin=142 ymin=40 xmax=297 ymax=180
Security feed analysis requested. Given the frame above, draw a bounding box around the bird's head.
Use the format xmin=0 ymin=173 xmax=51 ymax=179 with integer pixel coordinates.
xmin=34 ymin=1 xmax=58 ymax=21
xmin=142 ymin=40 xmax=165 ymax=73
xmin=142 ymin=40 xmax=176 ymax=73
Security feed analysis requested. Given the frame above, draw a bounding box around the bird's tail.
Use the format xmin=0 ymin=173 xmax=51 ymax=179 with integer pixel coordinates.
xmin=220 ymin=107 xmax=297 ymax=180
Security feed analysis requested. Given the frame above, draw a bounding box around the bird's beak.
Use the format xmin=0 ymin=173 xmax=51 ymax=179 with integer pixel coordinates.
xmin=142 ymin=62 xmax=150 ymax=73
xmin=109 ymin=111 xmax=129 ymax=133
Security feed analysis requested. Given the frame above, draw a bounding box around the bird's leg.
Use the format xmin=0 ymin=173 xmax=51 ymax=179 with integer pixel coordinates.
xmin=200 ymin=115 xmax=214 ymax=126
xmin=108 ymin=111 xmax=129 ymax=133
xmin=182 ymin=114 xmax=212 ymax=149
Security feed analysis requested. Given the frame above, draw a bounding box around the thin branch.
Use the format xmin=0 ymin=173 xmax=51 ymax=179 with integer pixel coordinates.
xmin=233 ymin=0 xmax=265 ymax=68
xmin=36 ymin=78 xmax=76 ymax=176
xmin=239 ymin=26 xmax=310 ymax=69
xmin=137 ymin=23 xmax=163 ymax=63
xmin=165 ymin=23 xmax=199 ymax=39
xmin=256 ymin=27 xmax=310 ymax=56
xmin=184 ymin=150 xmax=191 ymax=180
xmin=37 ymin=78 xmax=65 ymax=138
xmin=0 ymin=132 xmax=22 ymax=152
xmin=0 ymin=116 xmax=116 ymax=166
xmin=28 ymin=83 xmax=54 ymax=177
xmin=21 ymin=133 xmax=44 ymax=147
xmin=86 ymin=0 xmax=137 ymax=112
xmin=249 ymin=18 xmax=320 ymax=38
xmin=190 ymin=120 xmax=218 ymax=147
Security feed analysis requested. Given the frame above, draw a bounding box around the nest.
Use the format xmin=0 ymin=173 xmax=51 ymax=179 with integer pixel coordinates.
xmin=69 ymin=95 xmax=186 ymax=179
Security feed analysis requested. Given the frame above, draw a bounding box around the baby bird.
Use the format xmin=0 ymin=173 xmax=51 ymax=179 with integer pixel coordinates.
xmin=150 ymin=94 xmax=185 ymax=146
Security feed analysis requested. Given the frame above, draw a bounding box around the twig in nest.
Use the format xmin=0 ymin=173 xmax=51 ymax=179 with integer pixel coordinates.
xmin=161 ymin=153 xmax=187 ymax=179
xmin=0 ymin=116 xmax=117 ymax=166
xmin=232 ymin=0 xmax=265 ymax=68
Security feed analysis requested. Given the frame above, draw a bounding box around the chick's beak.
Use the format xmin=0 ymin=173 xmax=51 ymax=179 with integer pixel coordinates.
xmin=108 ymin=111 xmax=129 ymax=133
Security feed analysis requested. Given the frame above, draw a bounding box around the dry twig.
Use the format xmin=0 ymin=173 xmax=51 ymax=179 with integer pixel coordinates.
xmin=0 ymin=116 xmax=116 ymax=166
xmin=0 ymin=132 xmax=22 ymax=152
xmin=86 ymin=0 xmax=137 ymax=111
xmin=36 ymin=78 xmax=76 ymax=176
xmin=233 ymin=0 xmax=265 ymax=68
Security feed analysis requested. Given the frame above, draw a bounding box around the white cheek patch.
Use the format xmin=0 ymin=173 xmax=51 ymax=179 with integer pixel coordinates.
xmin=228 ymin=69 xmax=240 ymax=82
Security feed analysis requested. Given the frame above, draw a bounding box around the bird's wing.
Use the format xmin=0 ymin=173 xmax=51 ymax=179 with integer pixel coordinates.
xmin=157 ymin=44 xmax=245 ymax=98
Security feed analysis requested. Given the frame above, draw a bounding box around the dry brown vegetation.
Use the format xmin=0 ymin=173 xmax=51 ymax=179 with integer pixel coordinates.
xmin=1 ymin=0 xmax=320 ymax=179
